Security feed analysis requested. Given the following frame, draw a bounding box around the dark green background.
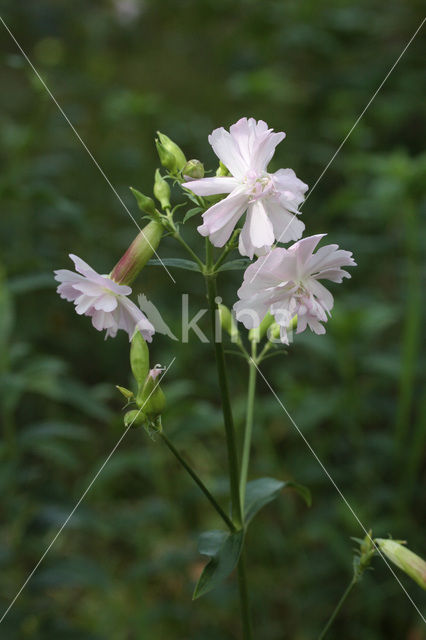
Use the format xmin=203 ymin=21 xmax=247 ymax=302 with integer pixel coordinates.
xmin=0 ymin=1 xmax=425 ymax=638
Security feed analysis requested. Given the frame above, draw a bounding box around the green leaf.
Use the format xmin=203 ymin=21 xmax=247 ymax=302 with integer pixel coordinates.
xmin=284 ymin=481 xmax=312 ymax=507
xmin=147 ymin=258 xmax=201 ymax=272
xmin=183 ymin=206 xmax=203 ymax=223
xmin=193 ymin=529 xmax=244 ymax=599
xmin=198 ymin=530 xmax=228 ymax=557
xmin=244 ymin=477 xmax=285 ymax=524
xmin=217 ymin=259 xmax=250 ymax=272
xmin=244 ymin=477 xmax=311 ymax=525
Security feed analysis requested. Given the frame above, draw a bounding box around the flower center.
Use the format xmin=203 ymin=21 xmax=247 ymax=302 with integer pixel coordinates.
xmin=244 ymin=170 xmax=276 ymax=202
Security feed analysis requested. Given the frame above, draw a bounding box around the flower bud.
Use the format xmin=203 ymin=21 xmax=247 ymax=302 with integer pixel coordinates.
xmin=153 ymin=169 xmax=171 ymax=210
xmin=218 ymin=304 xmax=239 ymax=340
xmin=136 ymin=365 xmax=166 ymax=419
xmin=183 ymin=159 xmax=204 ymax=179
xmin=375 ymin=539 xmax=426 ymax=590
xmin=129 ymin=187 xmax=156 ymax=216
xmin=116 ymin=385 xmax=134 ymax=400
xmin=157 ymin=131 xmax=186 ymax=171
xmin=216 ymin=161 xmax=230 ymax=176
xmin=124 ymin=409 xmax=146 ymax=428
xmin=155 ymin=138 xmax=176 ymax=172
xmin=130 ymin=333 xmax=150 ymax=387
xmin=110 ymin=220 xmax=163 ymax=285
xmin=249 ymin=312 xmax=274 ymax=343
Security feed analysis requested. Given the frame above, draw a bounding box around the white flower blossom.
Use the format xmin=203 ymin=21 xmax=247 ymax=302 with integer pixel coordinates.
xmin=234 ymin=234 xmax=356 ymax=343
xmin=182 ymin=117 xmax=308 ymax=259
xmin=54 ymin=254 xmax=155 ymax=341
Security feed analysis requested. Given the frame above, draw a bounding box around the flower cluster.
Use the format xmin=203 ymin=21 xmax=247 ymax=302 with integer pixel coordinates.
xmin=184 ymin=117 xmax=356 ymax=342
xmin=54 ymin=117 xmax=355 ymax=344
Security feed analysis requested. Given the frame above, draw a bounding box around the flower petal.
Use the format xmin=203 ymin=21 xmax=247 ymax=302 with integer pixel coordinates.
xmin=208 ymin=127 xmax=248 ymax=179
xmin=239 ymin=201 xmax=275 ymax=258
xmin=197 ymin=187 xmax=248 ymax=247
xmin=75 ymin=294 xmax=96 ymax=315
xmin=251 ymin=131 xmax=286 ymax=173
xmin=265 ymin=202 xmax=305 ymax=244
xmin=93 ymin=293 xmax=118 ymax=312
xmin=182 ymin=176 xmax=238 ymax=196
xmin=69 ymin=254 xmax=99 ymax=278
xmin=120 ymin=297 xmax=155 ymax=342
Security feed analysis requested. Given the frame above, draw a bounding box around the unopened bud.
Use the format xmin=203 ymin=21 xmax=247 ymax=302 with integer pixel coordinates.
xmin=157 ymin=131 xmax=186 ymax=171
xmin=216 ymin=161 xmax=230 ymax=176
xmin=218 ymin=304 xmax=239 ymax=340
xmin=375 ymin=539 xmax=426 ymax=590
xmin=136 ymin=365 xmax=166 ymax=419
xmin=249 ymin=313 xmax=274 ymax=343
xmin=154 ymin=169 xmax=171 ymax=210
xmin=130 ymin=333 xmax=149 ymax=387
xmin=116 ymin=385 xmax=134 ymax=400
xmin=183 ymin=159 xmax=204 ymax=179
xmin=110 ymin=220 xmax=163 ymax=285
xmin=155 ymin=139 xmax=176 ymax=172
xmin=130 ymin=187 xmax=156 ymax=216
xmin=124 ymin=409 xmax=146 ymax=428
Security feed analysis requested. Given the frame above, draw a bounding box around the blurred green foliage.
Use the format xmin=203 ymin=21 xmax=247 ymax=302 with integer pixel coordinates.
xmin=0 ymin=1 xmax=425 ymax=638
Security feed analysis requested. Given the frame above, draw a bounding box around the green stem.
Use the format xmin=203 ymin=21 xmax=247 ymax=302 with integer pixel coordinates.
xmin=205 ymin=274 xmax=242 ymax=528
xmin=237 ymin=548 xmax=254 ymax=640
xmin=239 ymin=341 xmax=257 ymax=510
xmin=214 ymin=241 xmax=236 ymax=271
xmin=318 ymin=577 xmax=356 ymax=640
xmin=159 ymin=431 xmax=236 ymax=532
xmin=173 ymin=231 xmax=205 ymax=270
xmin=204 ymin=242 xmax=253 ymax=638
xmin=163 ymin=206 xmax=205 ymax=270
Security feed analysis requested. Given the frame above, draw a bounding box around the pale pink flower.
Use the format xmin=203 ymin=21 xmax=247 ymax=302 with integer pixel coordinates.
xmin=234 ymin=234 xmax=356 ymax=343
xmin=182 ymin=117 xmax=308 ymax=259
xmin=149 ymin=364 xmax=165 ymax=380
xmin=54 ymin=254 xmax=155 ymax=341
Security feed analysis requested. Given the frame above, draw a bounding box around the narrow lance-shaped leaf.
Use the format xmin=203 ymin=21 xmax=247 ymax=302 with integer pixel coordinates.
xmin=183 ymin=207 xmax=203 ymax=223
xmin=244 ymin=477 xmax=311 ymax=526
xmin=147 ymin=258 xmax=202 ymax=272
xmin=193 ymin=529 xmax=244 ymax=599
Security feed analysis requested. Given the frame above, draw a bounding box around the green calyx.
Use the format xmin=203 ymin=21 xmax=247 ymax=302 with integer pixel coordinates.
xmin=124 ymin=409 xmax=146 ymax=428
xmin=216 ymin=161 xmax=230 ymax=176
xmin=119 ymin=336 xmax=167 ymax=431
xmin=183 ymin=159 xmax=204 ymax=179
xmin=249 ymin=313 xmax=275 ymax=343
xmin=130 ymin=187 xmax=156 ymax=216
xmin=109 ymin=219 xmax=164 ymax=286
xmin=218 ymin=304 xmax=239 ymax=341
xmin=136 ymin=368 xmax=166 ymax=419
xmin=155 ymin=139 xmax=176 ymax=172
xmin=130 ymin=332 xmax=150 ymax=386
xmin=154 ymin=169 xmax=171 ymax=210
xmin=157 ymin=131 xmax=187 ymax=171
